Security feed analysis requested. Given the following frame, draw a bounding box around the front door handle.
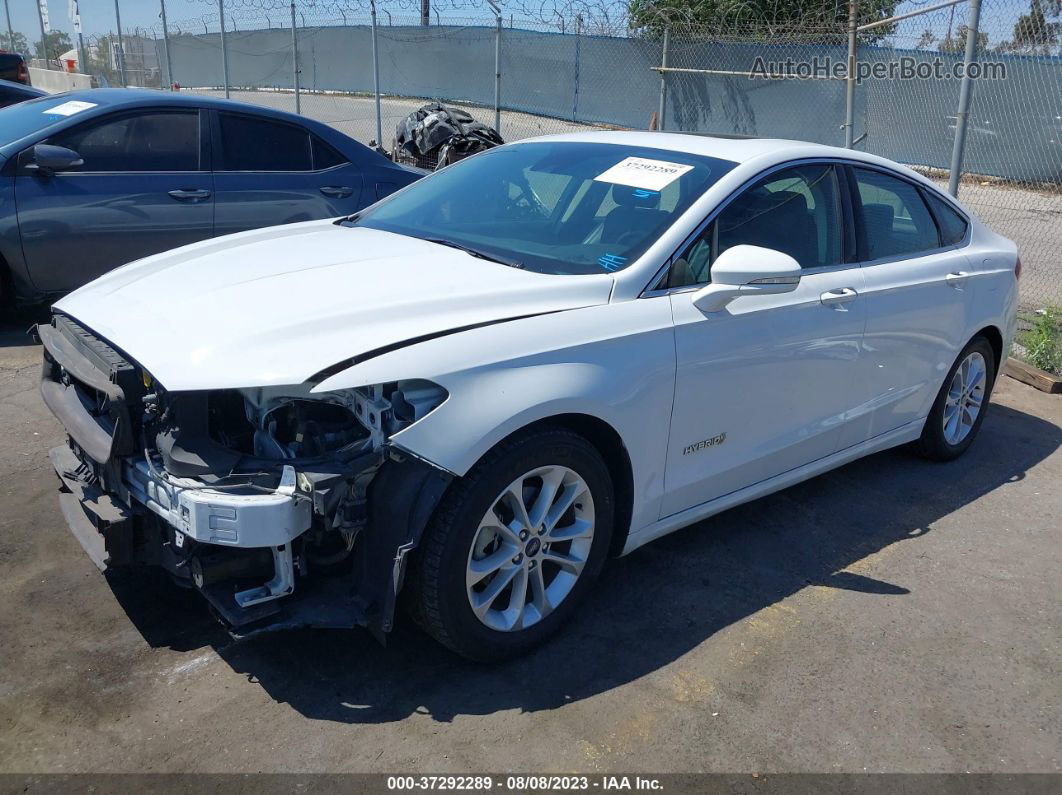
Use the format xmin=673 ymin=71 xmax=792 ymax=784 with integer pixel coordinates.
xmin=820 ymin=287 xmax=859 ymax=307
xmin=320 ymin=186 xmax=353 ymax=198
xmin=168 ymin=188 xmax=211 ymax=202
xmin=945 ymin=271 xmax=970 ymax=289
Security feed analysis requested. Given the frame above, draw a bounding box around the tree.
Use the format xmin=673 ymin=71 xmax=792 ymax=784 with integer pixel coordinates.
xmin=998 ymin=0 xmax=1061 ymax=53
xmin=35 ymin=30 xmax=73 ymax=64
xmin=628 ymin=0 xmax=903 ymax=41
xmin=0 ymin=30 xmax=30 ymax=55
xmin=938 ymin=24 xmax=988 ymax=54
xmin=915 ymin=29 xmax=936 ymax=50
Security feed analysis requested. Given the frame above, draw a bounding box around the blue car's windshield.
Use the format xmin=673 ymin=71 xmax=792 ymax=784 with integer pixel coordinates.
xmin=355 ymin=141 xmax=737 ymax=275
xmin=0 ymin=95 xmax=92 ymax=145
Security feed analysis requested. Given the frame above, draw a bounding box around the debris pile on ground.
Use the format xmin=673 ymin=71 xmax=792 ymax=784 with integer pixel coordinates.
xmin=392 ymin=102 xmax=504 ymax=170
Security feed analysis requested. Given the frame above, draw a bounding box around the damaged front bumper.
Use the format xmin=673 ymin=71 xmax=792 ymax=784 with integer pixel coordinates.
xmin=39 ymin=314 xmax=452 ymax=641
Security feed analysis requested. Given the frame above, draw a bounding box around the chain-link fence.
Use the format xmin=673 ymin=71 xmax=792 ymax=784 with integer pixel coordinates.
xmin=6 ymin=0 xmax=1061 ymax=329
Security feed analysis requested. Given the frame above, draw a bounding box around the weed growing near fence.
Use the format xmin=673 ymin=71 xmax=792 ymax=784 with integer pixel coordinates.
xmin=1018 ymin=306 xmax=1062 ymax=376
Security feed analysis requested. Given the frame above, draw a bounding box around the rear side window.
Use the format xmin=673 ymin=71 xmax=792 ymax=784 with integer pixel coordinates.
xmin=853 ymin=168 xmax=939 ymax=260
xmin=925 ymin=192 xmax=969 ymax=246
xmin=219 ymin=113 xmax=311 ymax=171
xmin=47 ymin=110 xmax=200 ymax=172
xmin=312 ymin=136 xmax=347 ymax=170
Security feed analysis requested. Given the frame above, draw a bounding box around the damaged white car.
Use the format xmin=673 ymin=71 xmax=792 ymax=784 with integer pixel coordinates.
xmin=41 ymin=132 xmax=1018 ymax=660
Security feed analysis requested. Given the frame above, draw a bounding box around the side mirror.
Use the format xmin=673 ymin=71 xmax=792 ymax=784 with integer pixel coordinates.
xmin=691 ymin=244 xmax=801 ymax=313
xmin=27 ymin=144 xmax=84 ymax=175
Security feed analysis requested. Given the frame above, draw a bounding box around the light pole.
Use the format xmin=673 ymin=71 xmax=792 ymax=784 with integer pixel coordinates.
xmin=160 ymin=0 xmax=174 ymax=88
xmin=114 ymin=0 xmax=127 ymax=86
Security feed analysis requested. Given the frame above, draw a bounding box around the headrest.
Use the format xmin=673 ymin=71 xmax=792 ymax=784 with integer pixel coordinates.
xmin=863 ymin=202 xmax=895 ymax=231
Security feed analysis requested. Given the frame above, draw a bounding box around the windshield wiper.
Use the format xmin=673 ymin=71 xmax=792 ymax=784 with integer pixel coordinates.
xmin=423 ymin=237 xmax=525 ymax=269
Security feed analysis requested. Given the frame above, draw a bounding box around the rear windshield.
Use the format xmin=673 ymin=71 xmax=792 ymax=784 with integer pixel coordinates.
xmin=356 ymin=141 xmax=737 ymax=275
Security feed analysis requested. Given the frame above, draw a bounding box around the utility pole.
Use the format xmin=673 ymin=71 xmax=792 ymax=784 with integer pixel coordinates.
xmin=420 ymin=0 xmax=429 ymax=26
xmin=160 ymin=0 xmax=174 ymax=88
xmin=35 ymin=0 xmax=49 ymax=66
xmin=3 ymin=0 xmax=15 ymax=55
xmin=114 ymin=0 xmax=127 ymax=85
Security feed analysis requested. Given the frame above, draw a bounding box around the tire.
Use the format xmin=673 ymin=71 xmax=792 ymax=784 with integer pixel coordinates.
xmin=916 ymin=335 xmax=997 ymax=461
xmin=406 ymin=427 xmax=614 ymax=662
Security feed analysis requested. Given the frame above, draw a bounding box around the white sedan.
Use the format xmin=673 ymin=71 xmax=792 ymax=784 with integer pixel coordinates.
xmin=40 ymin=131 xmax=1019 ymax=660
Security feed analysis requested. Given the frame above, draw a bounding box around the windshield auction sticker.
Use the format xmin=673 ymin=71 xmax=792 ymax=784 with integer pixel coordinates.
xmin=43 ymin=100 xmax=98 ymax=116
xmin=594 ymin=156 xmax=695 ymax=192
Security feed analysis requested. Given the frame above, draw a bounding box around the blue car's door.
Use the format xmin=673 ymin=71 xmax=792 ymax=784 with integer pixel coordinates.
xmin=14 ymin=107 xmax=213 ymax=293
xmin=210 ymin=111 xmax=364 ymax=237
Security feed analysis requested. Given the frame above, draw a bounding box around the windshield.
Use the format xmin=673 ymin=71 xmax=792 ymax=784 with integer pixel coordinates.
xmin=355 ymin=141 xmax=737 ymax=275
xmin=0 ymin=95 xmax=93 ymax=145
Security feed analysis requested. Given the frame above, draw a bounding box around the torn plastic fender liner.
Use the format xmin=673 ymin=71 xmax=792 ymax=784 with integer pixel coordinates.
xmin=363 ymin=449 xmax=453 ymax=642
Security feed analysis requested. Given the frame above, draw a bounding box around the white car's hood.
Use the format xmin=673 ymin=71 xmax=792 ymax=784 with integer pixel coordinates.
xmin=55 ymin=221 xmax=615 ymax=391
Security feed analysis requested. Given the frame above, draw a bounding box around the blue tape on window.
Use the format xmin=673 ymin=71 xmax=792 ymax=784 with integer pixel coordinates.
xmin=598 ymin=253 xmax=627 ymax=271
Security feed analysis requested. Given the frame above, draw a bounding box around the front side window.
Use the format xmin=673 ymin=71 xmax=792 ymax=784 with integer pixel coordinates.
xmin=219 ymin=113 xmax=312 ymax=172
xmin=47 ymin=110 xmax=199 ymax=172
xmin=853 ymin=167 xmax=939 ymax=260
xmin=354 ymin=142 xmax=736 ymax=276
xmin=669 ymin=163 xmax=843 ymax=288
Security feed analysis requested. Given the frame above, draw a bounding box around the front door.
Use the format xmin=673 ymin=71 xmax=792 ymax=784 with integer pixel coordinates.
xmin=661 ymin=162 xmax=867 ymax=517
xmin=15 ymin=108 xmax=213 ymax=293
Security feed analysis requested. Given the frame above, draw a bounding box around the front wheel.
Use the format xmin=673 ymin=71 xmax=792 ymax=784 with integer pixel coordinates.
xmin=406 ymin=428 xmax=614 ymax=662
xmin=916 ymin=336 xmax=996 ymax=461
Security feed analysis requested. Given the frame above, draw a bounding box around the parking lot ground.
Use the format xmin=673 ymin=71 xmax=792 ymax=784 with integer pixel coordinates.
xmin=0 ymin=311 xmax=1059 ymax=774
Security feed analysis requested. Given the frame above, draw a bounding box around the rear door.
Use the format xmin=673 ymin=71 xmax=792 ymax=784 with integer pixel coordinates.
xmin=14 ymin=108 xmax=213 ymax=292
xmin=846 ymin=165 xmax=975 ymax=440
xmin=211 ymin=111 xmax=364 ymax=237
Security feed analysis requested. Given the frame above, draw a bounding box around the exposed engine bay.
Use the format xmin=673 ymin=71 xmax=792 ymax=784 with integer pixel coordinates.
xmin=40 ymin=312 xmax=452 ymax=640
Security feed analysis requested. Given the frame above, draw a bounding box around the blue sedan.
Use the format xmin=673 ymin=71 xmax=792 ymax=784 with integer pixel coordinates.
xmin=0 ymin=89 xmax=421 ymax=303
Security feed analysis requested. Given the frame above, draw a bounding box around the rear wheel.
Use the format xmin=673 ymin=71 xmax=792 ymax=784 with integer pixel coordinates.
xmin=407 ymin=428 xmax=613 ymax=661
xmin=916 ymin=336 xmax=996 ymax=461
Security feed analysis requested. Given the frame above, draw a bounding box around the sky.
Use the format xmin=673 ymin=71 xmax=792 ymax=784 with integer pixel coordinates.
xmin=0 ymin=0 xmax=1040 ymax=48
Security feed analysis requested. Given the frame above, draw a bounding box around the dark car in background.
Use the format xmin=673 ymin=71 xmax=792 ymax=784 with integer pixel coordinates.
xmin=0 ymin=51 xmax=29 ymax=84
xmin=0 ymin=79 xmax=46 ymax=109
xmin=0 ymin=89 xmax=422 ymax=304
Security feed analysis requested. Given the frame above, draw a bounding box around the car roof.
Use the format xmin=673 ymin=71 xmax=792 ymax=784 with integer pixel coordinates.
xmin=524 ymin=130 xmax=928 ymax=180
xmin=45 ymin=87 xmax=315 ymax=124
xmin=0 ymin=78 xmax=46 ymax=95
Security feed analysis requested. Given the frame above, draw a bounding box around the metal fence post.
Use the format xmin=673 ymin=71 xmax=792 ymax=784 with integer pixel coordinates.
xmin=35 ymin=0 xmax=48 ymax=65
xmin=160 ymin=0 xmax=174 ymax=89
xmin=2 ymin=0 xmax=13 ymax=54
xmin=947 ymin=0 xmax=983 ymax=196
xmin=370 ymin=0 xmax=382 ymax=146
xmin=113 ymin=0 xmax=127 ymax=85
xmin=290 ymin=2 xmax=300 ymax=114
xmin=219 ymin=0 xmax=230 ymax=98
xmin=657 ymin=26 xmax=669 ymax=131
xmin=493 ymin=11 xmax=502 ymax=133
xmin=572 ymin=13 xmax=582 ymax=122
xmin=844 ymin=0 xmax=857 ymax=148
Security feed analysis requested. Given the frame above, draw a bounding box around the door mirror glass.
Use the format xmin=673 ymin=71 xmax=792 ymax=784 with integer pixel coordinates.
xmin=29 ymin=144 xmax=84 ymax=174
xmin=691 ymin=244 xmax=801 ymax=312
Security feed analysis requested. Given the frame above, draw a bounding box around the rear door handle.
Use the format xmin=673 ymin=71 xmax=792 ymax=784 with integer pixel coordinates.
xmin=320 ymin=186 xmax=353 ymax=198
xmin=820 ymin=287 xmax=859 ymax=307
xmin=168 ymin=188 xmax=211 ymax=202
xmin=946 ymin=271 xmax=970 ymax=288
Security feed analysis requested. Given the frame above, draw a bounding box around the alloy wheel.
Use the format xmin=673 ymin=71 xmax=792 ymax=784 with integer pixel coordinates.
xmin=943 ymin=350 xmax=987 ymax=445
xmin=465 ymin=465 xmax=595 ymax=632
